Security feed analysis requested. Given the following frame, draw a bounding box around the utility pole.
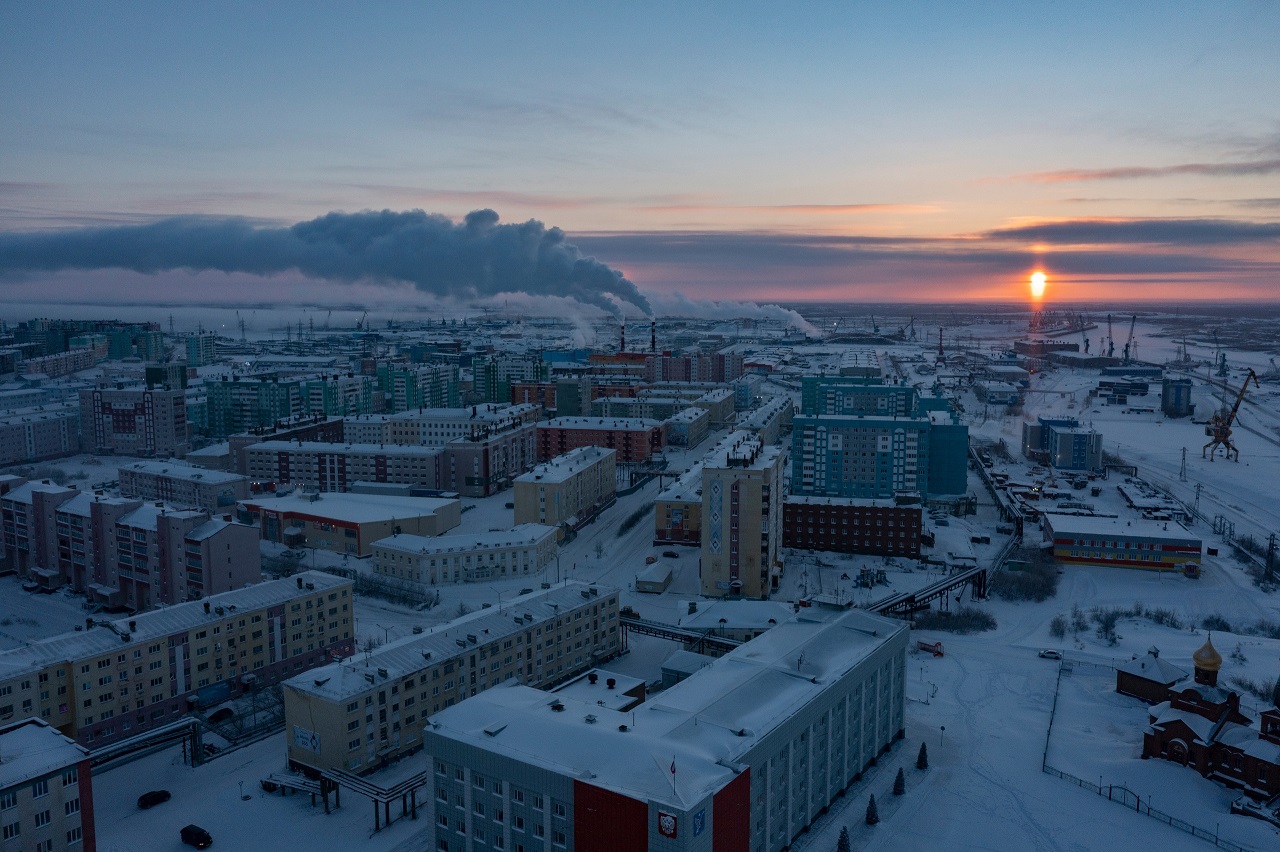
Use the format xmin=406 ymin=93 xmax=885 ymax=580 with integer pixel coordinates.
xmin=1179 ymin=447 xmax=1187 ymax=482
xmin=1267 ymin=533 xmax=1277 ymax=583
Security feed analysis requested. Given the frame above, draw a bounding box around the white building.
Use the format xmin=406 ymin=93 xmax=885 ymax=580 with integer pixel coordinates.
xmin=372 ymin=524 xmax=558 ymax=584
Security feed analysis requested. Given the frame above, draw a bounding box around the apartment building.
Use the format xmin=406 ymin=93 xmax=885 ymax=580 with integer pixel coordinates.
xmin=226 ymin=415 xmax=345 ymax=475
xmin=204 ymin=376 xmax=303 ymax=439
xmin=382 ymin=404 xmax=540 ymax=447
xmin=1 ymin=480 xmax=78 ymax=575
xmin=372 ymin=524 xmax=558 ymax=585
xmin=421 ymin=606 xmax=906 ymax=852
xmin=653 ymin=465 xmax=702 ymax=547
xmin=0 ymin=404 xmax=80 ymax=467
xmin=783 ymin=496 xmax=923 ymax=558
xmin=700 ymin=431 xmax=784 ymax=599
xmin=118 ymin=460 xmax=249 ymax=511
xmin=536 ymin=417 xmax=663 ymax=464
xmin=282 ymin=583 xmax=621 ymax=775
xmin=0 ymin=718 xmax=96 ymax=852
xmin=245 ymin=441 xmax=444 ymax=493
xmin=0 ymin=572 xmax=353 ymax=747
xmin=513 ymin=447 xmax=616 ymax=534
xmin=78 ymin=386 xmax=188 ymax=458
xmin=737 ymin=395 xmax=795 ymax=445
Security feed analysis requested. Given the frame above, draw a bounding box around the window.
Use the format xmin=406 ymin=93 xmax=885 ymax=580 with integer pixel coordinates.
xmin=34 ymin=809 xmax=51 ymax=827
xmin=3 ymin=822 xmax=20 ymax=841
xmin=32 ymin=778 xmax=49 ymax=798
xmin=553 ymin=803 xmax=566 ymax=817
xmin=65 ymin=798 xmax=80 ymax=815
xmin=0 ymin=791 xmax=14 ymax=810
xmin=67 ymin=826 xmax=83 ymax=845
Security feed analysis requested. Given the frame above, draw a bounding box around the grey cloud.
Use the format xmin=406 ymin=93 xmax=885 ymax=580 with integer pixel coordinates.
xmin=987 ymin=218 xmax=1280 ymax=245
xmin=0 ymin=209 xmax=650 ymax=316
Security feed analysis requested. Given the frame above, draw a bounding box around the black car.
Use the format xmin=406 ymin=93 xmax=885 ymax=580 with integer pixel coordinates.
xmin=662 ymin=551 xmax=680 ymax=559
xmin=181 ymin=824 xmax=213 ymax=848
xmin=137 ymin=789 xmax=171 ymax=809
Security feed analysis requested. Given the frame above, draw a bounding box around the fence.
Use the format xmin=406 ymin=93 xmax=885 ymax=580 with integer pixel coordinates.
xmin=1042 ymin=660 xmax=1253 ymax=852
xmin=1040 ymin=764 xmax=1249 ymax=852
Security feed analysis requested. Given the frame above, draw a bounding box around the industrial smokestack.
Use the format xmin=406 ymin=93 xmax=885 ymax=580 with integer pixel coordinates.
xmin=620 ymin=321 xmax=626 ymax=353
xmin=650 ymin=319 xmax=656 ymax=353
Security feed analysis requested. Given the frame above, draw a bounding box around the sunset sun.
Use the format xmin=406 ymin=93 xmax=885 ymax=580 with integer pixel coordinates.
xmin=1029 ymin=270 xmax=1047 ymax=300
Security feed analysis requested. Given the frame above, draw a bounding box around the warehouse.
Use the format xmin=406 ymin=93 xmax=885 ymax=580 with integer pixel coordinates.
xmin=1041 ymin=513 xmax=1202 ymax=571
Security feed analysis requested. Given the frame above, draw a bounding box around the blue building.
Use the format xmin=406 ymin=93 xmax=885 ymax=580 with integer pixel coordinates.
xmin=1021 ymin=416 xmax=1102 ymax=471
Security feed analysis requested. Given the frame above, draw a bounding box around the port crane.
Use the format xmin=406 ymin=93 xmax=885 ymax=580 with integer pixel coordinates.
xmin=1105 ymin=314 xmax=1116 ymax=357
xmin=1121 ymin=314 xmax=1137 ymax=365
xmin=1203 ymin=368 xmax=1260 ymax=462
xmin=1079 ymin=316 xmax=1090 ymax=354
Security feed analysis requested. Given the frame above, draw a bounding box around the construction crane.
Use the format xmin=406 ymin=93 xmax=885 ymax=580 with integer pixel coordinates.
xmin=1105 ymin=314 xmax=1115 ymax=357
xmin=1079 ymin=315 xmax=1090 ymax=354
xmin=1122 ymin=314 xmax=1137 ymax=365
xmin=1203 ymin=368 xmax=1260 ymax=462
xmin=356 ymin=311 xmax=368 ymax=331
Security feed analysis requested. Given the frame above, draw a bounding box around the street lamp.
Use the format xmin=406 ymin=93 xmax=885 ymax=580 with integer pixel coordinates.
xmin=940 ymin=725 xmax=945 ymax=747
xmin=376 ymin=624 xmax=391 ymax=645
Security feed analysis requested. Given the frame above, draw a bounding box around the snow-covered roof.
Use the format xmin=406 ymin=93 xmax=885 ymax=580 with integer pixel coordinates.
xmin=285 ymin=583 xmax=613 ymax=702
xmin=246 ymin=440 xmax=443 ymax=457
xmin=0 ymin=572 xmax=347 ymax=681
xmin=552 ymin=669 xmax=645 ymax=711
xmin=240 ymin=491 xmax=457 ymax=523
xmin=373 ymin=524 xmax=556 ymax=556
xmin=1042 ymin=513 xmax=1200 ymax=543
xmin=784 ymin=494 xmax=904 ymax=509
xmin=541 ymin=416 xmax=662 ymax=430
xmin=657 ymin=465 xmax=702 ymax=502
xmin=186 ymin=518 xmax=234 ymax=541
xmin=120 ymin=459 xmax=245 ymax=484
xmin=118 ymin=502 xmax=205 ymax=530
xmin=0 ymin=718 xmax=87 ymax=787
xmin=1117 ymin=651 xmax=1189 ymax=684
xmin=677 ymin=599 xmax=795 ymax=631
xmin=0 ymin=480 xmax=76 ymax=505
xmin=515 ymin=446 xmax=614 ymax=484
xmin=425 ymin=607 xmax=905 ymax=808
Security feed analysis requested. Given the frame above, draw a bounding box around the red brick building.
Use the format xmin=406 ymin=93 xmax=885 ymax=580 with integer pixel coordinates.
xmin=1139 ymin=638 xmax=1280 ymax=799
xmin=783 ymin=496 xmax=922 ymax=558
xmin=536 ymin=417 xmax=664 ymax=463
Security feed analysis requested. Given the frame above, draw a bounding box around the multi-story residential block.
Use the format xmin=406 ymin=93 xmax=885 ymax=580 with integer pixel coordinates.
xmin=1 ymin=480 xmax=78 ymax=575
xmin=226 ymin=414 xmax=345 ymax=475
xmin=0 ymin=404 xmax=80 ymax=466
xmin=662 ymin=406 xmax=710 ymax=448
xmin=383 ymin=404 xmax=540 ymax=447
xmin=375 ymin=362 xmax=461 ymax=412
xmin=118 ymin=460 xmax=249 ymax=511
xmin=282 ymin=583 xmax=621 ymax=775
xmin=1021 ymin=416 xmax=1102 ymax=471
xmin=372 ymin=524 xmax=558 ymax=585
xmin=472 ymin=354 xmax=549 ymax=403
xmin=0 ymin=718 xmax=96 ymax=852
xmin=19 ymin=346 xmax=98 ymax=378
xmin=421 ymin=606 xmax=906 ymax=852
xmin=800 ymin=375 xmax=912 ymax=416
xmin=0 ymin=571 xmax=354 ymax=747
xmin=653 ymin=466 xmax=701 ymax=547
xmin=204 ymin=375 xmax=303 ymax=439
xmin=700 ymin=431 xmax=784 ymax=599
xmin=301 ymin=373 xmax=376 ymax=418
xmin=737 ymin=395 xmax=794 ymax=445
xmin=185 ymin=333 xmax=217 ymax=367
xmin=536 ymin=417 xmax=663 ymax=463
xmin=245 ymin=441 xmax=444 ymax=493
xmin=78 ymin=386 xmax=189 ymax=458
xmin=513 ymin=447 xmax=616 ymax=534
xmin=238 ymin=491 xmax=460 ymax=557
xmin=52 ymin=493 xmax=141 ymax=594
xmin=783 ymin=496 xmax=923 ymax=558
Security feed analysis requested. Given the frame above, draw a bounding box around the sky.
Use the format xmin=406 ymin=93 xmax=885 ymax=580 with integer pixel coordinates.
xmin=1 ymin=1 xmax=1279 ymax=314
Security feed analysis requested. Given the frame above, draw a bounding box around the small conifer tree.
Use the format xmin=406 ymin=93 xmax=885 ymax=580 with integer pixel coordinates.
xmin=916 ymin=742 xmax=929 ymax=770
xmin=865 ymin=794 xmax=879 ymax=826
xmin=893 ymin=767 xmax=906 ymax=795
xmin=836 ymin=826 xmax=852 ymax=852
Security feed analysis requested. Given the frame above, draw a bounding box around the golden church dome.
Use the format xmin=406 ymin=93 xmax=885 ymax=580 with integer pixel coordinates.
xmin=1193 ymin=636 xmax=1222 ymax=672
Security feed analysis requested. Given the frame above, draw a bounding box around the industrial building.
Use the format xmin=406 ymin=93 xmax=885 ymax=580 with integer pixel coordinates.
xmin=783 ymin=495 xmax=923 ymax=558
xmin=372 ymin=524 xmax=558 ymax=585
xmin=700 ymin=431 xmax=785 ymax=599
xmin=1161 ymin=377 xmax=1196 ymax=418
xmin=282 ymin=583 xmax=621 ymax=775
xmin=238 ymin=491 xmax=460 ymax=557
xmin=0 ymin=717 xmax=96 ymax=852
xmin=1040 ymin=513 xmax=1202 ymax=571
xmin=513 ymin=446 xmax=617 ymax=534
xmin=421 ymin=606 xmax=907 ymax=852
xmin=0 ymin=571 xmax=353 ymax=747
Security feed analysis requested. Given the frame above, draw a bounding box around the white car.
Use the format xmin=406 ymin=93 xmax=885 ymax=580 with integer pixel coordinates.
xmin=1038 ymin=649 xmax=1062 ymax=660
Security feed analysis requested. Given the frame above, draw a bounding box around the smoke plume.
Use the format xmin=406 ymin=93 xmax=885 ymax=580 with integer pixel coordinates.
xmin=654 ymin=292 xmax=819 ymax=336
xmin=0 ymin=209 xmax=651 ymax=316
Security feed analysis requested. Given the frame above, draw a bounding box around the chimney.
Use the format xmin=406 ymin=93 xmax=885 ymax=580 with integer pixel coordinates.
xmin=203 ymin=601 xmax=210 ymax=613
xmin=587 ymin=672 xmax=598 ymax=685
xmin=606 ymin=678 xmax=616 ymax=690
xmin=650 ymin=319 xmax=656 ymax=354
xmin=296 ymin=577 xmax=303 ymax=589
xmin=129 ymin=620 xmax=137 ymax=632
xmin=620 ymin=322 xmax=625 ymax=353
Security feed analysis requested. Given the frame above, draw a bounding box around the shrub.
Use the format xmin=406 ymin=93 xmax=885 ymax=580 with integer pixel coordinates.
xmin=865 ymin=794 xmax=879 ymax=826
xmin=1201 ymin=614 xmax=1233 ymax=633
xmin=1049 ymin=615 xmax=1067 ymax=639
xmin=991 ymin=561 xmax=1059 ymax=602
xmin=912 ymin=606 xmax=997 ymax=634
xmin=617 ymin=502 xmax=653 ymax=537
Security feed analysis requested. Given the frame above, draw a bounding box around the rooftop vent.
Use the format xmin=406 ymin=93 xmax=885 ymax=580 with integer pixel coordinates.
xmin=314 ymin=677 xmax=330 ymax=687
xmin=618 ymin=724 xmax=629 ymax=732
xmin=585 ymin=714 xmax=597 ymax=724
xmin=377 ymin=668 xmax=388 ymax=679
xmin=550 ymin=702 xmax=565 ymax=712
xmin=606 ymin=678 xmax=616 ymax=690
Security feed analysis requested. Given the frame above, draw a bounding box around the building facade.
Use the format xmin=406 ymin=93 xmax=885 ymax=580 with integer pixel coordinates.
xmin=783 ymin=496 xmax=923 ymax=558
xmin=282 ymin=583 xmax=621 ymax=775
xmin=79 ymin=386 xmax=189 ymax=458
xmin=118 ymin=460 xmax=249 ymax=512
xmin=701 ymin=431 xmax=784 ymax=599
xmin=536 ymin=417 xmax=664 ymax=464
xmin=0 ymin=405 xmax=81 ymax=467
xmin=238 ymin=492 xmax=460 ymax=557
xmin=1041 ymin=513 xmax=1202 ymax=571
xmin=372 ymin=524 xmax=558 ymax=585
xmin=421 ymin=606 xmax=907 ymax=852
xmin=513 ymin=447 xmax=617 ymax=534
xmin=0 ymin=572 xmax=353 ymax=747
xmin=0 ymin=718 xmax=96 ymax=852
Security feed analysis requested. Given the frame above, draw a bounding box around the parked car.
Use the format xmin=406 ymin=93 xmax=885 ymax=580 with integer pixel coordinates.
xmin=645 ymin=556 xmax=657 ymax=564
xmin=137 ymin=790 xmax=171 ymax=809
xmin=662 ymin=551 xmax=680 ymax=559
xmin=181 ymin=824 xmax=213 ymax=848
xmin=1038 ymin=649 xmax=1062 ymax=660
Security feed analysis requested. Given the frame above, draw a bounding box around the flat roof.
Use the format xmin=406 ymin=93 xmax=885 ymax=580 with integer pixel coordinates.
xmin=425 ymin=607 xmax=905 ymax=808
xmin=552 ymin=669 xmax=645 ymax=711
xmin=702 ymin=431 xmax=781 ymax=472
xmin=0 ymin=480 xmax=76 ymax=504
xmin=240 ymin=492 xmax=457 ymax=524
xmin=285 ymin=583 xmax=615 ymax=702
xmin=0 ymin=718 xmax=87 ymax=787
xmin=541 ymin=416 xmax=661 ymax=430
xmin=784 ymin=495 xmax=905 ymax=509
xmin=0 ymin=572 xmax=348 ymax=681
xmin=657 ymin=465 xmax=702 ymax=502
xmin=678 ymin=599 xmax=795 ymax=630
xmin=1042 ymin=513 xmax=1200 ymax=543
xmin=246 ymin=440 xmax=443 ymax=457
xmin=120 ymin=460 xmax=246 ymax=484
xmin=374 ymin=524 xmax=557 ymax=556
xmin=515 ymin=446 xmax=614 ymax=484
